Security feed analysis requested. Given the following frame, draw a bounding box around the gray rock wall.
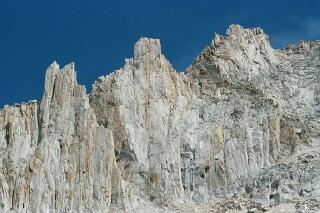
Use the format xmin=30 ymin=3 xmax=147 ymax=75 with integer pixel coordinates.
xmin=1 ymin=25 xmax=320 ymax=212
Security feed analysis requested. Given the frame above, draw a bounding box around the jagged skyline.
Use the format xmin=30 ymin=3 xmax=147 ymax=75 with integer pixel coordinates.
xmin=0 ymin=1 xmax=319 ymax=108
xmin=1 ymin=24 xmax=320 ymax=212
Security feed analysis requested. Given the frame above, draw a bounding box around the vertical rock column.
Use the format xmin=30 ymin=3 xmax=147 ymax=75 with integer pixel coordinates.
xmin=91 ymin=38 xmax=186 ymax=205
xmin=0 ymin=101 xmax=38 ymax=212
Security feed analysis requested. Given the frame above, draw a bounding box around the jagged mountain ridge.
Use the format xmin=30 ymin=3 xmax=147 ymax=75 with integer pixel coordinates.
xmin=1 ymin=24 xmax=320 ymax=212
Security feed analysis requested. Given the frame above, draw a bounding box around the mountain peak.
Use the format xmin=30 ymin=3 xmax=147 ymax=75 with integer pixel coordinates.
xmin=1 ymin=25 xmax=320 ymax=212
xmin=134 ymin=37 xmax=161 ymax=60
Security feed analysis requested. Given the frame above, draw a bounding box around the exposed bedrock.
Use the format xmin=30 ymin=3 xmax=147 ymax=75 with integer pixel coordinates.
xmin=1 ymin=24 xmax=320 ymax=212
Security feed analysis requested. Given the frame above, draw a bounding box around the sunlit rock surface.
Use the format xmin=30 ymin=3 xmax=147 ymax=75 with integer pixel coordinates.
xmin=1 ymin=25 xmax=320 ymax=212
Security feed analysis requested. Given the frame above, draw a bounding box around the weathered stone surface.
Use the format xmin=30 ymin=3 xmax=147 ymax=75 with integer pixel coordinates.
xmin=0 ymin=101 xmax=38 ymax=212
xmin=1 ymin=63 xmax=127 ymax=212
xmin=1 ymin=25 xmax=320 ymax=212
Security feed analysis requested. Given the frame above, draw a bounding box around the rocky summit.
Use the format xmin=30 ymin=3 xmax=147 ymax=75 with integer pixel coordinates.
xmin=1 ymin=25 xmax=320 ymax=212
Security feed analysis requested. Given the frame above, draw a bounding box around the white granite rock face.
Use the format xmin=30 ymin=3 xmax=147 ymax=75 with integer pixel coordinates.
xmin=1 ymin=25 xmax=320 ymax=212
xmin=0 ymin=101 xmax=38 ymax=212
xmin=1 ymin=63 xmax=127 ymax=212
xmin=90 ymin=38 xmax=191 ymax=205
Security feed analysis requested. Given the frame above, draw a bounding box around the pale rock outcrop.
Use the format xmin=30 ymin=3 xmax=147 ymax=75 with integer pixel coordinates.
xmin=90 ymin=29 xmax=282 ymax=205
xmin=1 ymin=63 xmax=127 ymax=212
xmin=90 ymin=38 xmax=190 ymax=205
xmin=0 ymin=101 xmax=38 ymax=211
xmin=1 ymin=25 xmax=320 ymax=212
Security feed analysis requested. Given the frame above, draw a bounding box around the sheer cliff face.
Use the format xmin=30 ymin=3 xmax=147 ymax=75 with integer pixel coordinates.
xmin=1 ymin=25 xmax=320 ymax=212
xmin=1 ymin=64 xmax=127 ymax=212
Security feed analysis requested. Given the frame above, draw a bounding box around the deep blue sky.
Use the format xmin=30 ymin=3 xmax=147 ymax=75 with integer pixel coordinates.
xmin=1 ymin=0 xmax=320 ymax=107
